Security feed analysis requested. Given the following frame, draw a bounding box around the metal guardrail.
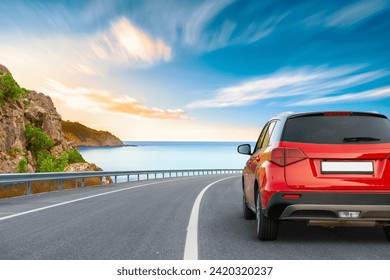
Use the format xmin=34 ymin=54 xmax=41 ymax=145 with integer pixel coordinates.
xmin=0 ymin=169 xmax=242 ymax=195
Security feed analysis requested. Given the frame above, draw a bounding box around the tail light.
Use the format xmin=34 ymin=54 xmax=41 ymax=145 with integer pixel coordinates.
xmin=270 ymin=148 xmax=307 ymax=167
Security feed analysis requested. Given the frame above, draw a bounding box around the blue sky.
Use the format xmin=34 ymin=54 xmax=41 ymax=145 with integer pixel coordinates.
xmin=0 ymin=0 xmax=389 ymax=141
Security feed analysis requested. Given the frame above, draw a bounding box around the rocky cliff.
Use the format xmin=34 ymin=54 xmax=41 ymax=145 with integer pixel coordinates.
xmin=0 ymin=63 xmax=124 ymax=174
xmin=1 ymin=65 xmax=76 ymax=172
xmin=61 ymin=121 xmax=123 ymax=147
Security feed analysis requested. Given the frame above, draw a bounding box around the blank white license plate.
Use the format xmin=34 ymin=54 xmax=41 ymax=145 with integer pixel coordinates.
xmin=321 ymin=161 xmax=374 ymax=174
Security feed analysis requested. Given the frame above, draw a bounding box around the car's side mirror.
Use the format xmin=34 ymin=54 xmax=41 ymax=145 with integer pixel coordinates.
xmin=237 ymin=144 xmax=252 ymax=155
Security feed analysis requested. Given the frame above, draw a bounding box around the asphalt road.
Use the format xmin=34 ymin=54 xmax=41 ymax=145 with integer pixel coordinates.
xmin=0 ymin=174 xmax=389 ymax=260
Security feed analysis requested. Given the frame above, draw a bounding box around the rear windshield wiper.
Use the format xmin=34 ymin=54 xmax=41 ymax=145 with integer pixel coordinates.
xmin=343 ymin=137 xmax=381 ymax=142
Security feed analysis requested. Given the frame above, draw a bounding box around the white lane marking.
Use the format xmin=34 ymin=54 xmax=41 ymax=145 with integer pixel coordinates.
xmin=0 ymin=177 xmax=188 ymax=222
xmin=183 ymin=175 xmax=240 ymax=260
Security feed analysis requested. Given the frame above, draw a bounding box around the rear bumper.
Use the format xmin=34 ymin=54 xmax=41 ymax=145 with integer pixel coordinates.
xmin=264 ymin=193 xmax=390 ymax=221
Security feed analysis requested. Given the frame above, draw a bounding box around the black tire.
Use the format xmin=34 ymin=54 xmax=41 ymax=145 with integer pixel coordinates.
xmin=243 ymin=194 xmax=256 ymax=220
xmin=256 ymin=190 xmax=278 ymax=241
xmin=383 ymin=226 xmax=390 ymax=242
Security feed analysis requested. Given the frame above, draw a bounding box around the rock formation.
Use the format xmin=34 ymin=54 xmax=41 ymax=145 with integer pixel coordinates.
xmin=0 ymin=63 xmax=121 ymax=174
xmin=64 ymin=163 xmax=112 ymax=184
xmin=61 ymin=120 xmax=123 ymax=147
xmin=0 ymin=92 xmax=72 ymax=173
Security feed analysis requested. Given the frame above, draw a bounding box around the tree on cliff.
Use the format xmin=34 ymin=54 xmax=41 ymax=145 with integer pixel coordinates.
xmin=0 ymin=70 xmax=30 ymax=106
xmin=25 ymin=124 xmax=86 ymax=172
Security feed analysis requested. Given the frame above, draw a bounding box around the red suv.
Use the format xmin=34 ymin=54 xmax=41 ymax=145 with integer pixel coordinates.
xmin=238 ymin=112 xmax=390 ymax=241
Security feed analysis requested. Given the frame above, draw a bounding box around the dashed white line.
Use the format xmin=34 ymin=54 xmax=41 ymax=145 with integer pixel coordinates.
xmin=183 ymin=175 xmax=240 ymax=260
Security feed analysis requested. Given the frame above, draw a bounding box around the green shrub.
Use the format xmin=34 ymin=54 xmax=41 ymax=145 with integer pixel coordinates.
xmin=35 ymin=150 xmax=85 ymax=172
xmin=36 ymin=151 xmax=56 ymax=172
xmin=0 ymin=71 xmax=30 ymax=105
xmin=24 ymin=124 xmax=86 ymax=173
xmin=36 ymin=151 xmax=68 ymax=172
xmin=17 ymin=157 xmax=28 ymax=173
xmin=25 ymin=124 xmax=54 ymax=155
xmin=56 ymin=152 xmax=70 ymax=171
xmin=67 ymin=149 xmax=86 ymax=164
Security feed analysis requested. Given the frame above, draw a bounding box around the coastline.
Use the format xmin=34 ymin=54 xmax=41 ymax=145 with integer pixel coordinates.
xmin=76 ymin=144 xmax=138 ymax=148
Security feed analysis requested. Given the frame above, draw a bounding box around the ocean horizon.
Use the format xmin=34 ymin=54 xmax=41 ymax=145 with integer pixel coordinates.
xmin=78 ymin=141 xmax=254 ymax=172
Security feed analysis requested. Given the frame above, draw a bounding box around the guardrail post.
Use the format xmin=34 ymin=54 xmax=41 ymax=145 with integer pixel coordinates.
xmin=147 ymin=173 xmax=149 ymax=180
xmin=137 ymin=174 xmax=140 ymax=181
xmin=127 ymin=175 xmax=130 ymax=182
xmin=100 ymin=177 xmax=103 ymax=186
xmin=27 ymin=181 xmax=31 ymax=195
xmin=75 ymin=178 xmax=78 ymax=189
xmin=155 ymin=173 xmax=157 ymax=179
xmin=58 ymin=180 xmax=63 ymax=191
xmin=82 ymin=178 xmax=85 ymax=188
xmin=115 ymin=176 xmax=117 ymax=184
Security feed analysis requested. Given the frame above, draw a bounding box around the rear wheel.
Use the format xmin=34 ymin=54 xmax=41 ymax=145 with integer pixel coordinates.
xmin=256 ymin=190 xmax=278 ymax=241
xmin=243 ymin=194 xmax=255 ymax=220
xmin=383 ymin=226 xmax=390 ymax=242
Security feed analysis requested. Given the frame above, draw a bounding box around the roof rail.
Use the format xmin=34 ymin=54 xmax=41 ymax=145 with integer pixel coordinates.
xmin=272 ymin=111 xmax=294 ymax=119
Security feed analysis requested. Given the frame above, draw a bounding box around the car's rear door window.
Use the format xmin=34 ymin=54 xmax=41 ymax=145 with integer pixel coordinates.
xmin=255 ymin=121 xmax=277 ymax=151
xmin=261 ymin=121 xmax=276 ymax=148
xmin=255 ymin=122 xmax=270 ymax=151
xmin=283 ymin=115 xmax=390 ymax=144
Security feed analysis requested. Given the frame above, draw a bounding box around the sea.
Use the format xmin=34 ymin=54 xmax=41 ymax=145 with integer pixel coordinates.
xmin=78 ymin=141 xmax=254 ymax=172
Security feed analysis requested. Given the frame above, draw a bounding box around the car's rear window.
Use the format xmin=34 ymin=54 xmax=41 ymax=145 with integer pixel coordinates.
xmin=282 ymin=114 xmax=390 ymax=144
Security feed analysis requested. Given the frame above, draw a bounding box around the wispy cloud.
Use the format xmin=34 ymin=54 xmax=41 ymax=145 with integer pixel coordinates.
xmin=187 ymin=66 xmax=389 ymax=108
xmin=69 ymin=64 xmax=103 ymax=77
xmin=290 ymin=87 xmax=390 ymax=106
xmin=89 ymin=17 xmax=171 ymax=67
xmin=42 ymin=79 xmax=190 ymax=120
xmin=182 ymin=0 xmax=235 ymax=48
xmin=125 ymin=0 xmax=288 ymax=52
xmin=182 ymin=1 xmax=288 ymax=51
xmin=303 ymin=0 xmax=390 ymax=29
xmin=325 ymin=0 xmax=389 ymax=28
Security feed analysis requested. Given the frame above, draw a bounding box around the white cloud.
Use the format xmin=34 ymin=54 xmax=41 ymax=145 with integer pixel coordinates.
xmin=326 ymin=0 xmax=389 ymax=28
xmin=69 ymin=64 xmax=103 ymax=77
xmin=41 ymin=79 xmax=190 ymax=120
xmin=187 ymin=66 xmax=389 ymax=108
xmin=89 ymin=17 xmax=172 ymax=66
xmin=290 ymin=87 xmax=390 ymax=106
